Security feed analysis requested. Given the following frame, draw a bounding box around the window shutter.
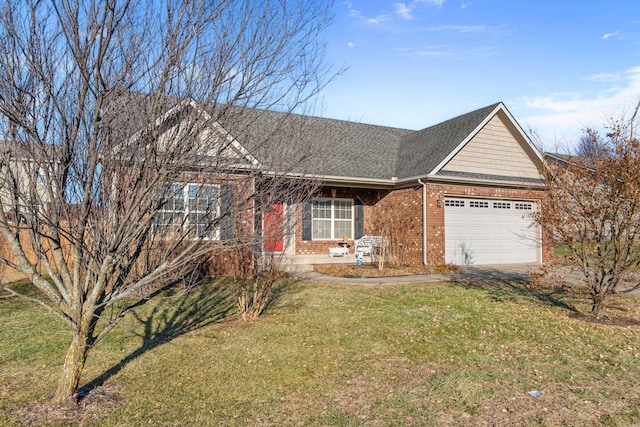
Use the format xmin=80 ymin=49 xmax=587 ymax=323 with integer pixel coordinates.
xmin=302 ymin=202 xmax=312 ymax=241
xmin=355 ymin=200 xmax=364 ymax=239
xmin=220 ymin=184 xmax=234 ymax=240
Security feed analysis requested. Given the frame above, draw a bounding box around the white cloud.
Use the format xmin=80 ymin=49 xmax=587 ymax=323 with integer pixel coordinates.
xmin=416 ymin=0 xmax=445 ymax=5
xmin=347 ymin=8 xmax=391 ymax=25
xmin=460 ymin=0 xmax=469 ymax=8
xmin=587 ymin=72 xmax=623 ymax=82
xmin=515 ymin=66 xmax=640 ymax=148
xmin=349 ymin=1 xmax=444 ymax=25
xmin=413 ymin=45 xmax=453 ymax=57
xmin=394 ymin=3 xmax=413 ymax=20
xmin=347 ymin=41 xmax=356 ymax=48
xmin=429 ymin=24 xmax=488 ymax=33
xmin=602 ymin=30 xmax=620 ymax=40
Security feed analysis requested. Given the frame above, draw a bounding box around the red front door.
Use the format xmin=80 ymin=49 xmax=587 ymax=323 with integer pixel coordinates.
xmin=263 ymin=203 xmax=284 ymax=252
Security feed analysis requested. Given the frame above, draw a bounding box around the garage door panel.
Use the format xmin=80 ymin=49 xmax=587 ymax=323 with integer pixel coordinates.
xmin=444 ymin=198 xmax=540 ymax=265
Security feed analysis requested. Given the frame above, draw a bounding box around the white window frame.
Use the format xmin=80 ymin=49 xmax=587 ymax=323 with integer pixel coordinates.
xmin=312 ymin=198 xmax=354 ymax=240
xmin=156 ymin=183 xmax=220 ymax=239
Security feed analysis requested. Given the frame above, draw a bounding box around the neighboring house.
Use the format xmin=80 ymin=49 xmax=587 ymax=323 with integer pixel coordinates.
xmin=0 ymin=141 xmax=56 ymax=221
xmin=180 ymin=100 xmax=551 ymax=268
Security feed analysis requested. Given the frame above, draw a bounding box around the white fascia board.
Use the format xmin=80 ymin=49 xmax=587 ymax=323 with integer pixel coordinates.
xmin=281 ymin=173 xmax=398 ymax=187
xmin=128 ymin=97 xmax=260 ymax=168
xmin=421 ymin=173 xmax=546 ymax=189
xmin=123 ymin=98 xmax=196 ymax=147
xmin=185 ymin=99 xmax=260 ymax=167
xmin=429 ymin=103 xmax=544 ymax=176
xmin=429 ymin=103 xmax=504 ymax=176
xmin=499 ymin=103 xmax=545 ymax=164
xmin=209 ymin=121 xmax=260 ymax=167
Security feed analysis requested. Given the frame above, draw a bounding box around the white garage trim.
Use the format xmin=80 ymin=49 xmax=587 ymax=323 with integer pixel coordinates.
xmin=444 ymin=197 xmax=541 ymax=265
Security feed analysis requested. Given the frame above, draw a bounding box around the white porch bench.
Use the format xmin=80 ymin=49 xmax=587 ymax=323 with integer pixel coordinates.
xmin=354 ymin=236 xmax=383 ymax=256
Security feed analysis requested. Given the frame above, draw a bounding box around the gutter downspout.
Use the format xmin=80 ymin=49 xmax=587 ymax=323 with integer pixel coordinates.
xmin=417 ymin=179 xmax=427 ymax=266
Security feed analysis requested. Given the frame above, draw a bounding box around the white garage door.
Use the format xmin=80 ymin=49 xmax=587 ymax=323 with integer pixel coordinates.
xmin=444 ymin=197 xmax=541 ymax=265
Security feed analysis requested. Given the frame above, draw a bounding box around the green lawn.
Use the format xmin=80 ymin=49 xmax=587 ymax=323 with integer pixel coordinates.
xmin=2 ymin=276 xmax=640 ymax=426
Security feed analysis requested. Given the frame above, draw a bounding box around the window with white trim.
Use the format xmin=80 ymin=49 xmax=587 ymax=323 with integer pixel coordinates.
xmin=493 ymin=202 xmax=511 ymax=209
xmin=156 ymin=183 xmax=220 ymax=238
xmin=312 ymin=198 xmax=353 ymax=239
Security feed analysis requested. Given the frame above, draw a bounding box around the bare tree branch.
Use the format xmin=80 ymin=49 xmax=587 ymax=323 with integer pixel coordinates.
xmin=537 ymin=101 xmax=640 ymax=316
xmin=0 ymin=0 xmax=335 ymax=406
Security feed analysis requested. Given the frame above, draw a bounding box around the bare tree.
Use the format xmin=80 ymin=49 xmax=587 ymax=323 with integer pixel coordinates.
xmin=0 ymin=0 xmax=333 ymax=406
xmin=537 ymin=108 xmax=640 ymax=317
xmin=575 ymin=130 xmax=607 ymax=158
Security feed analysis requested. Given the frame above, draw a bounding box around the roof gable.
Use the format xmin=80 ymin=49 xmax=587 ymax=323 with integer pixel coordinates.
xmin=437 ymin=109 xmax=544 ymax=183
xmin=395 ymin=103 xmax=502 ymax=180
xmin=132 ymin=98 xmax=260 ymax=167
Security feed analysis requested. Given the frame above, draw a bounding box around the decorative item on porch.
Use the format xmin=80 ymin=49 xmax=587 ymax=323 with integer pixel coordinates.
xmin=329 ymin=236 xmax=350 ymax=257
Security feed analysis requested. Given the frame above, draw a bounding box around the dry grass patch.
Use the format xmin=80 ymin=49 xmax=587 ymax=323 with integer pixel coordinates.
xmin=314 ymin=263 xmax=461 ymax=277
xmin=2 ymin=277 xmax=640 ymax=425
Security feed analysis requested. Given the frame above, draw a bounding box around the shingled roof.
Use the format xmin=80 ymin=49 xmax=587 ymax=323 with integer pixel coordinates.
xmin=223 ymin=102 xmax=516 ymax=184
xmin=224 ymin=109 xmax=412 ymax=181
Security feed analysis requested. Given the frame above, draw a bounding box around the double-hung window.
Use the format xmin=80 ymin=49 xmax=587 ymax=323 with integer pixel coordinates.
xmin=156 ymin=183 xmax=220 ymax=238
xmin=312 ymin=198 xmax=353 ymax=239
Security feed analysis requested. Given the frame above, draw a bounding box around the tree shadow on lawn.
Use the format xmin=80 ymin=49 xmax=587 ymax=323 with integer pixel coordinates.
xmin=450 ymin=268 xmax=580 ymax=313
xmin=78 ymin=278 xmax=237 ymax=399
xmin=451 ymin=269 xmax=640 ymax=326
xmin=78 ymin=275 xmax=303 ymax=400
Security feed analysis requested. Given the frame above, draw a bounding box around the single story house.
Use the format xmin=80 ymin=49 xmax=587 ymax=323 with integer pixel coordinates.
xmin=155 ymin=100 xmax=551 ymax=270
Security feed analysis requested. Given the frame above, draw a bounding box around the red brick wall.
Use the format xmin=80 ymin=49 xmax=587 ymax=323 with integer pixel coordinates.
xmin=370 ymin=187 xmax=424 ymax=265
xmin=294 ymin=184 xmax=550 ymax=266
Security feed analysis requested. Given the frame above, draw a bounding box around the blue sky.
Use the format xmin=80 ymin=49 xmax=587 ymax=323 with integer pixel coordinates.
xmin=317 ymin=0 xmax=640 ymax=151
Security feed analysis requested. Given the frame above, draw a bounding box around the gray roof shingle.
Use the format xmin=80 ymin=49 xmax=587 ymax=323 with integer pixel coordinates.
xmin=396 ymin=103 xmax=501 ymax=179
xmin=217 ymin=102 xmax=509 ymax=182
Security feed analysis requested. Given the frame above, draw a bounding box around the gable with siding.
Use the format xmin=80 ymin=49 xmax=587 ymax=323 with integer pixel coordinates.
xmin=439 ymin=110 xmax=543 ymax=181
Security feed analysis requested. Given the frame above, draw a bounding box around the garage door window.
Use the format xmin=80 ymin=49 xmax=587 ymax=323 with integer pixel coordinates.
xmin=515 ymin=202 xmax=533 ymax=210
xmin=445 ymin=199 xmax=465 ymax=207
xmin=493 ymin=202 xmax=511 ymax=209
xmin=469 ymin=200 xmax=489 ymax=208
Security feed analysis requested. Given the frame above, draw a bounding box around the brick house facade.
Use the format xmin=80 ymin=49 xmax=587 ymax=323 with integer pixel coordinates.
xmin=293 ymin=183 xmax=551 ymax=267
xmin=157 ymin=100 xmax=550 ymax=268
xmin=280 ymin=102 xmax=550 ymax=266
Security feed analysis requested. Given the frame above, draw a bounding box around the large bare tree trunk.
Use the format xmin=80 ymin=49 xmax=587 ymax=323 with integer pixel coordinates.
xmin=54 ymin=331 xmax=90 ymax=406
